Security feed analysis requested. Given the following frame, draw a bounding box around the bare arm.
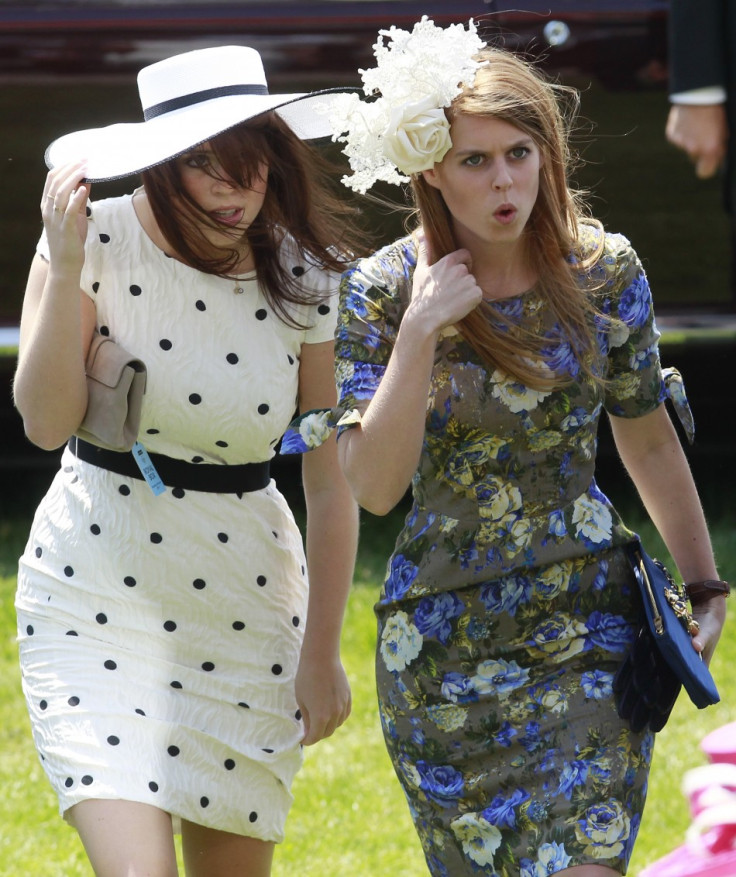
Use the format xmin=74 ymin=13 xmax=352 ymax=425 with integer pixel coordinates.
xmin=338 ymin=234 xmax=483 ymax=515
xmin=609 ymin=404 xmax=726 ymax=662
xmin=13 ymin=161 xmax=96 ymax=449
xmin=296 ymin=339 xmax=359 ymax=745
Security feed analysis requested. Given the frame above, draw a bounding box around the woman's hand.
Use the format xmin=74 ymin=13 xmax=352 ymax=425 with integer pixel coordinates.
xmin=41 ymin=160 xmax=90 ymax=275
xmin=691 ymin=596 xmax=727 ymax=666
xmin=295 ymin=651 xmax=352 ymax=746
xmin=407 ymin=231 xmax=482 ymax=337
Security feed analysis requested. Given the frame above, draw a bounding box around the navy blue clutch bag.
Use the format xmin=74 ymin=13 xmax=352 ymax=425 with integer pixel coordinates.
xmin=613 ymin=540 xmax=720 ymax=733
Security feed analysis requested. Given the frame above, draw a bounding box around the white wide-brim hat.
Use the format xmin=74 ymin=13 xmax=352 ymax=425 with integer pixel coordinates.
xmin=45 ymin=45 xmax=354 ymax=182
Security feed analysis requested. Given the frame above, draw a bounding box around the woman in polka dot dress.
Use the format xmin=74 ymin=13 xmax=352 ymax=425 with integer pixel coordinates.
xmin=13 ymin=46 xmax=361 ymax=876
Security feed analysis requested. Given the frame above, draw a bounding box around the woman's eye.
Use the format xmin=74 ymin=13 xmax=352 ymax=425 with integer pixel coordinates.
xmin=184 ymin=154 xmax=210 ymax=169
xmin=510 ymin=146 xmax=530 ymax=160
xmin=464 ymin=154 xmax=484 ymax=167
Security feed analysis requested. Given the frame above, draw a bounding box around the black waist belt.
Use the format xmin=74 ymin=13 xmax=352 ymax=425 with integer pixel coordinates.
xmin=68 ymin=438 xmax=271 ymax=493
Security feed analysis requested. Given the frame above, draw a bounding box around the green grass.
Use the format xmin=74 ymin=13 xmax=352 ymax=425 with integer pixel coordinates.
xmin=1 ymin=494 xmax=734 ymax=876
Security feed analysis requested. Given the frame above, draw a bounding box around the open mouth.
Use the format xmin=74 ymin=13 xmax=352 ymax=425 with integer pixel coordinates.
xmin=494 ymin=206 xmax=517 ymax=224
xmin=210 ymin=207 xmax=245 ymax=227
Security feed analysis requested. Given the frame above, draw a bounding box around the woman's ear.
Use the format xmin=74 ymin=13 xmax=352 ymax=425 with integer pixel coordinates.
xmin=421 ymin=167 xmax=441 ymax=189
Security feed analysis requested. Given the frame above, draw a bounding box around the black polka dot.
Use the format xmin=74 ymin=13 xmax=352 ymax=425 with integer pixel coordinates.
xmin=119 ymin=485 xmax=131 ymax=496
xmin=295 ymin=709 xmax=302 ymax=720
xmin=96 ymin=613 xmax=107 ymax=625
xmin=149 ymin=781 xmax=159 ymax=792
xmin=257 ymin=575 xmax=267 ymax=587
xmin=100 ymin=326 xmax=110 ymax=336
xmin=147 ymin=428 xmax=160 ymax=435
xmin=292 ymin=616 xmax=300 ymax=627
xmin=66 ymin=630 xmax=78 ymax=636
xmin=35 ymin=547 xmax=42 ymax=558
xmin=65 ymin=777 xmax=73 ymax=788
xmin=202 ymin=661 xmax=215 ymax=672
xmin=123 ymin=576 xmax=137 ymax=588
xmin=200 ymin=797 xmax=210 ymax=808
xmin=249 ymin=811 xmax=258 ymax=823
xmin=257 ymin=403 xmax=270 ymax=415
xmin=163 ymin=620 xmax=177 ymax=632
xmin=195 ymin=300 xmax=206 ymax=311
xmin=104 ymin=660 xmax=117 ymax=670
xmin=262 ymin=748 xmax=274 ymax=754
xmin=129 ymin=284 xmax=142 ymax=296
xmin=271 ymin=664 xmax=283 ymax=676
xmin=39 ymin=699 xmax=48 ymax=711
xmin=92 ymin=281 xmax=100 ymax=293
xmin=90 ymin=524 xmax=101 ymax=535
xmin=107 ymin=736 xmax=120 ymax=746
xmin=191 ymin=455 xmax=204 ymax=463
xmin=272 ymin=531 xmax=279 ymax=539
xmin=81 ymin=775 xmax=94 ymax=785
xmin=215 ymin=440 xmax=228 ymax=448
xmin=193 ymin=578 xmax=206 ymax=590
xmin=167 ymin=745 xmax=180 ymax=757
xmin=135 ymin=708 xmax=146 ymax=716
xmin=287 ymin=354 xmax=295 ymax=365
xmin=172 ymin=487 xmax=185 ymax=499
xmin=171 ymin=681 xmax=182 ymax=689
xmin=150 ymin=532 xmax=162 ymax=544
xmin=217 ymin=532 xmax=228 ymax=543
xmin=99 ymin=233 xmax=110 ymax=244
xmin=255 ymin=308 xmax=268 ymax=320
xmin=26 ymin=625 xmax=34 ymax=635
xmin=224 ymin=759 xmax=236 ymax=770
xmin=238 ymin=702 xmax=250 ymax=709
xmin=291 ymin=265 xmax=305 ymax=277
xmin=86 ymin=206 xmax=92 ymax=217
xmin=159 ymin=338 xmax=172 ymax=350
xmin=64 ymin=566 xmax=74 ymax=577
xmin=226 ymin=353 xmax=239 ymax=364
xmin=232 ymin=621 xmax=245 ymax=631
xmin=189 ymin=393 xmax=202 ymax=405
xmin=317 ymin=304 xmax=331 ymax=315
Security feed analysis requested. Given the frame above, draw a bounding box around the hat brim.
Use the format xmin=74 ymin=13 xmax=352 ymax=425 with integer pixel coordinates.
xmin=45 ymin=88 xmax=355 ymax=183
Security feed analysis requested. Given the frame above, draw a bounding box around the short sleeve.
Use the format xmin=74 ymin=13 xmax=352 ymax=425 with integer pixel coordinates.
xmin=599 ymin=234 xmax=667 ymax=418
xmin=334 ymin=236 xmax=416 ymax=431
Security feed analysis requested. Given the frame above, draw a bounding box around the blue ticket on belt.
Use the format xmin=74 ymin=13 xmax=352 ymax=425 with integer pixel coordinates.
xmin=132 ymin=441 xmax=166 ymax=495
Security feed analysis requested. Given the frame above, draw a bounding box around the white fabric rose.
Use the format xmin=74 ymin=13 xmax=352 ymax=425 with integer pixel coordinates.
xmin=382 ymin=95 xmax=452 ymax=174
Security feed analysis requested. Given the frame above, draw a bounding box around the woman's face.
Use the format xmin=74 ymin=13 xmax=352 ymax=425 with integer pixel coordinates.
xmin=176 ymin=144 xmax=268 ymax=247
xmin=422 ymin=114 xmax=542 ymax=254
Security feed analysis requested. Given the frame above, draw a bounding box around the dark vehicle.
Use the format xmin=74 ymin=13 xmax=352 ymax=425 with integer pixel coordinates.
xmin=1 ymin=0 xmax=734 ymax=477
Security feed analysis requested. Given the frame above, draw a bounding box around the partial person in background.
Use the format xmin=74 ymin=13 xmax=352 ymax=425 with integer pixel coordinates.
xmin=666 ymin=0 xmax=736 ymax=285
xmin=13 ymin=45 xmax=361 ymax=876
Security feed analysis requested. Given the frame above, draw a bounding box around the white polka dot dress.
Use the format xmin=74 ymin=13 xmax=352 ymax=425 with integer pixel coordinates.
xmin=15 ymin=193 xmax=339 ymax=842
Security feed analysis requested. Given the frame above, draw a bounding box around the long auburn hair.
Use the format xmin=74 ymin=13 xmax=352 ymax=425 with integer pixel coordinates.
xmin=412 ymin=47 xmax=608 ymax=390
xmin=141 ymin=113 xmax=367 ymax=327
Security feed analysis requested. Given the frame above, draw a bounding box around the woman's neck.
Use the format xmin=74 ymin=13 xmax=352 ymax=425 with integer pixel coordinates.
xmin=131 ymin=187 xmax=255 ymax=274
xmin=466 ymin=239 xmax=537 ymax=301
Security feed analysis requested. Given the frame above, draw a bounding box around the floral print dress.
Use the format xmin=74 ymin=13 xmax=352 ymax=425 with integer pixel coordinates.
xmin=284 ymin=225 xmax=690 ymax=876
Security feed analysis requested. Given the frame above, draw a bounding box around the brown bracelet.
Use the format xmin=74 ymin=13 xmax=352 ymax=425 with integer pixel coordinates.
xmin=684 ymin=579 xmax=731 ymax=606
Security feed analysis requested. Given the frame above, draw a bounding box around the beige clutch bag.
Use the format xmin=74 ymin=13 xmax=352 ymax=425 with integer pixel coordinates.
xmin=76 ymin=332 xmax=147 ymax=452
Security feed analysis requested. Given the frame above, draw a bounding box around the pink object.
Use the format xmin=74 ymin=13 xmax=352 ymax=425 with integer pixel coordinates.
xmin=702 ymin=723 xmax=736 ymax=767
xmin=639 ymin=842 xmax=736 ymax=877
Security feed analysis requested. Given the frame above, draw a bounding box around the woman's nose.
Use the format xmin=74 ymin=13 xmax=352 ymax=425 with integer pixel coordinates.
xmin=492 ymin=162 xmax=513 ymax=190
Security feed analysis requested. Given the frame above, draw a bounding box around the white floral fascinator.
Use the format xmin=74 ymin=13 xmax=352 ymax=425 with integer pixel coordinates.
xmin=322 ymin=16 xmax=486 ymax=193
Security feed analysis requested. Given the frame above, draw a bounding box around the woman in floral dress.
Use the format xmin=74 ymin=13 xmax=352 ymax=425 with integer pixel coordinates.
xmin=288 ymin=18 xmax=727 ymax=877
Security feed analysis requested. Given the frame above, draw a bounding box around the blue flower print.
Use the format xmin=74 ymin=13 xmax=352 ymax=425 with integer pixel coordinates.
xmin=542 ymin=335 xmax=580 ymax=378
xmin=480 ymin=574 xmax=532 ymax=617
xmin=415 ymin=760 xmax=465 ymax=807
xmin=581 ymin=669 xmax=614 ymax=700
xmin=494 ymin=721 xmax=516 ymax=748
xmin=482 ymin=788 xmax=531 ymax=829
xmin=585 ymin=611 xmax=633 ymax=653
xmin=618 ymin=271 xmax=651 ymax=330
xmin=441 ymin=672 xmax=476 ymax=704
xmin=471 ymin=658 xmax=531 ymax=697
xmin=521 ymin=841 xmax=572 ymax=877
xmin=520 ymin=721 xmax=544 ymax=754
xmin=558 ymin=759 xmax=590 ymax=800
xmin=383 ymin=554 xmax=419 ymax=603
xmin=342 ymin=361 xmax=385 ymax=401
xmin=413 ymin=592 xmax=465 ymax=644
